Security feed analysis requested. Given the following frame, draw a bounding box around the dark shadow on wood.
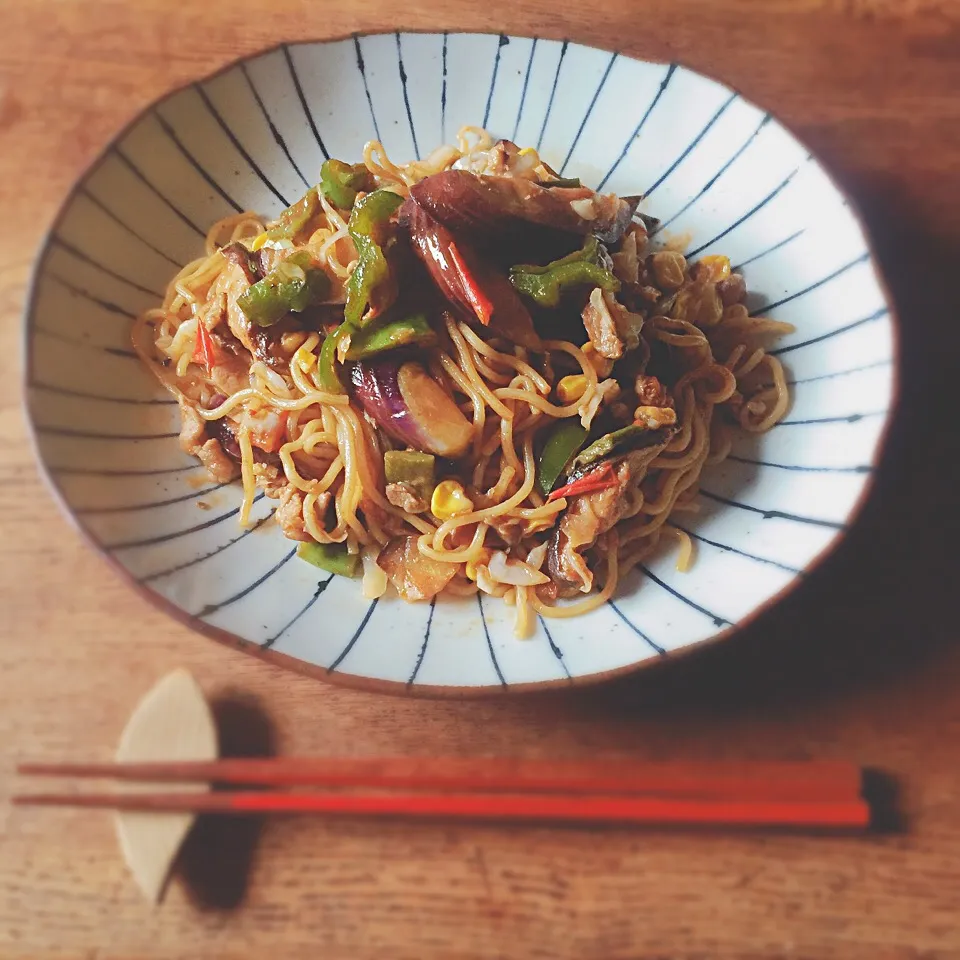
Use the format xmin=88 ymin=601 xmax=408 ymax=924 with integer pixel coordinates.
xmin=176 ymin=692 xmax=275 ymax=911
xmin=863 ymin=768 xmax=904 ymax=834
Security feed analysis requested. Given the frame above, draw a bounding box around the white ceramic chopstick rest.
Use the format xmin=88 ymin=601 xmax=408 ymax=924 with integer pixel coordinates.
xmin=114 ymin=669 xmax=217 ymax=902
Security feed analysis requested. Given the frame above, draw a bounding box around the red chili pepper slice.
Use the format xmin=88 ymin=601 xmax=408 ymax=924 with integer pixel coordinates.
xmin=191 ymin=319 xmax=222 ymax=370
xmin=546 ymin=461 xmax=619 ymax=502
xmin=448 ymin=240 xmax=494 ymax=326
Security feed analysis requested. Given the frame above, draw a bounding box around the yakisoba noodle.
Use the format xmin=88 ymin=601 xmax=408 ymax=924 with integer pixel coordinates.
xmin=133 ymin=126 xmax=793 ymax=637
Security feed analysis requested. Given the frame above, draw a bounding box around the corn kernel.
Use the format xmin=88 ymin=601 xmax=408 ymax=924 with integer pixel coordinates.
xmin=431 ymin=480 xmax=475 ymax=520
xmin=557 ymin=374 xmax=588 ymax=403
xmin=699 ymin=255 xmax=731 ymax=282
xmin=518 ymin=147 xmax=537 ymax=158
xmin=465 ymin=561 xmax=479 ymax=581
xmin=251 ymin=232 xmax=269 ymax=252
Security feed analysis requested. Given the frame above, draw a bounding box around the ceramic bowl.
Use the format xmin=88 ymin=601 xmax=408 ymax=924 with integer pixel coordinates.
xmin=24 ymin=33 xmax=897 ymax=695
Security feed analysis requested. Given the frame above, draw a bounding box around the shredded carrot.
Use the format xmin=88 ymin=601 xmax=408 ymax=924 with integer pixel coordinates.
xmin=547 ymin=462 xmax=618 ymax=502
xmin=191 ymin=320 xmax=222 ymax=370
xmin=448 ymin=241 xmax=494 ymax=326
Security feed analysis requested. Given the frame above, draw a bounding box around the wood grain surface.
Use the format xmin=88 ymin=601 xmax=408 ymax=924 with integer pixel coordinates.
xmin=2 ymin=1 xmax=960 ymax=957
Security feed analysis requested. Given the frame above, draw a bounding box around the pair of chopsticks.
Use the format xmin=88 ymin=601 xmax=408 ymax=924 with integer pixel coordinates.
xmin=14 ymin=758 xmax=872 ymax=830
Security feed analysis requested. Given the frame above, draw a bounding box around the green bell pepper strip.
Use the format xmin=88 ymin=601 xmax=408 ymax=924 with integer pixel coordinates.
xmin=509 ymin=235 xmax=620 ymax=308
xmin=236 ymin=251 xmax=331 ymax=327
xmin=319 ymin=190 xmax=406 ymax=392
xmin=317 ymin=325 xmax=349 ymax=393
xmin=349 ymin=188 xmax=404 ymax=239
xmin=536 ymin=419 xmax=588 ymax=495
xmin=343 ymin=189 xmax=405 ymax=326
xmin=320 ymin=159 xmax=376 ymax=209
xmin=344 ymin=312 xmax=438 ymax=360
xmin=296 ymin=541 xmax=361 ymax=577
xmin=383 ymin=450 xmax=436 ymax=501
xmin=319 ymin=310 xmax=434 ymax=391
xmin=261 ymin=188 xmax=320 ymax=243
xmin=567 ymin=422 xmax=665 ymax=476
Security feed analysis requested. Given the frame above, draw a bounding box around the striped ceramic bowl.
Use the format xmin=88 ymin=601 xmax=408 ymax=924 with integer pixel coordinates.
xmin=24 ymin=33 xmax=897 ymax=695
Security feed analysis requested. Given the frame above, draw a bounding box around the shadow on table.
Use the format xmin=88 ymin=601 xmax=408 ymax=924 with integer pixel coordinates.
xmin=176 ymin=692 xmax=275 ymax=911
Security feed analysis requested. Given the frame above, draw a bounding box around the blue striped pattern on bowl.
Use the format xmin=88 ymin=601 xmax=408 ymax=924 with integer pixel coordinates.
xmin=24 ymin=33 xmax=896 ymax=693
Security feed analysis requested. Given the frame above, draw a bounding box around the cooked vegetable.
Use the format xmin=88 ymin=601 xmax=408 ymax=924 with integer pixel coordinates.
xmin=317 ymin=325 xmax=348 ymax=393
xmin=361 ymin=548 xmax=389 ymax=598
xmin=556 ymin=375 xmax=588 ymax=404
xmin=247 ymin=305 xmax=341 ymax=372
xmin=536 ymin=419 xmax=588 ymax=495
xmin=377 ymin=536 xmax=458 ymax=601
xmin=344 ymin=312 xmax=438 ymax=360
xmin=401 ymin=198 xmax=541 ymax=349
xmin=296 ymin=540 xmax=361 ymax=577
xmin=142 ymin=123 xmax=794 ymax=643
xmin=191 ymin=320 xmax=222 ymax=370
xmin=220 ymin=241 xmax=261 ymax=283
xmin=237 ymin=251 xmax=331 ymax=327
xmin=697 ymin=254 xmax=731 ymax=283
xmin=510 ymin=236 xmax=620 ymax=308
xmin=316 ymin=190 xmax=405 ymax=391
xmin=547 ymin=436 xmax=675 ymax=594
xmin=344 ymin=189 xmax=405 ymax=326
xmin=384 ymin=450 xmax=436 ymax=501
xmin=546 ymin=462 xmax=628 ymax=592
xmin=319 ymin=159 xmax=376 ymax=209
xmin=259 ymin=188 xmax=320 ymax=245
xmin=568 ymin=423 xmax=674 ymax=476
xmin=525 ymin=542 xmax=548 ymax=571
xmin=487 ymin=550 xmax=550 ymax=586
xmin=430 ymin=479 xmax=474 ymax=520
xmin=447 ymin=240 xmax=494 ymax=326
xmin=349 ymin=357 xmax=473 ymax=458
xmin=410 ymin=170 xmax=639 ymax=244
xmin=546 ymin=461 xmax=619 ymax=502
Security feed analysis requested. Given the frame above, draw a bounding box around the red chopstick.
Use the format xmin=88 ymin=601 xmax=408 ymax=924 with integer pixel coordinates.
xmin=16 ymin=758 xmax=863 ymax=802
xmin=12 ymin=789 xmax=872 ymax=829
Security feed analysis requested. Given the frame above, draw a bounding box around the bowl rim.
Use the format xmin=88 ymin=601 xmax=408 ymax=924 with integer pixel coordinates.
xmin=21 ymin=30 xmax=903 ymax=699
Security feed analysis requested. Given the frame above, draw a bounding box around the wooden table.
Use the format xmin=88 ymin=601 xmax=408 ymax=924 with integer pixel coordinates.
xmin=2 ymin=1 xmax=959 ymax=957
